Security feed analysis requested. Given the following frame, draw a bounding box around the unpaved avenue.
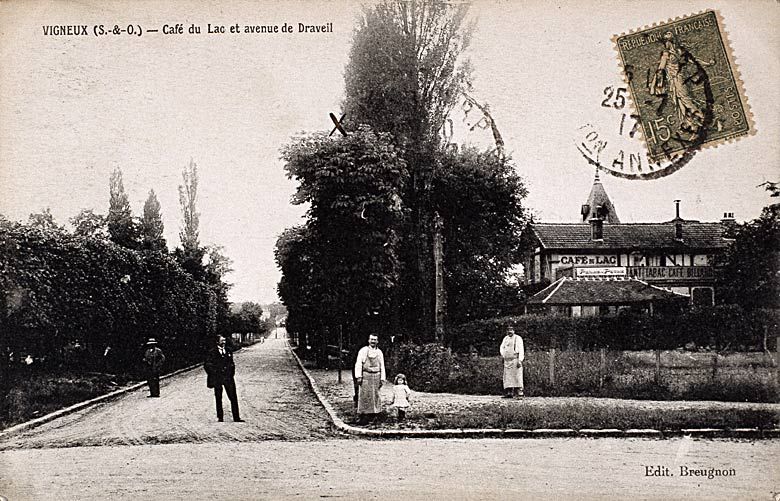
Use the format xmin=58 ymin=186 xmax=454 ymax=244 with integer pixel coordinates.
xmin=1 ymin=437 xmax=778 ymax=500
xmin=0 ymin=339 xmax=333 ymax=449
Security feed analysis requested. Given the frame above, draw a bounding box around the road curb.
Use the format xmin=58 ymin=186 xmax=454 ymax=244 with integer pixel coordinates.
xmin=287 ymin=342 xmax=780 ymax=440
xmin=0 ymin=362 xmax=203 ymax=440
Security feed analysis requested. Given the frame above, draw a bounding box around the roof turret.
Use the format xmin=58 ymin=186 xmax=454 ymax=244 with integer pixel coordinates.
xmin=580 ymin=169 xmax=620 ymax=224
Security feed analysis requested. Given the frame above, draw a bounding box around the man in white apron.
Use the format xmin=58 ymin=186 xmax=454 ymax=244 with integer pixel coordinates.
xmin=354 ymin=334 xmax=386 ymax=424
xmin=499 ymin=326 xmax=524 ymax=398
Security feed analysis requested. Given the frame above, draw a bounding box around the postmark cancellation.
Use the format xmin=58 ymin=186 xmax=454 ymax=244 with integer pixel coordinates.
xmin=614 ymin=10 xmax=753 ymax=164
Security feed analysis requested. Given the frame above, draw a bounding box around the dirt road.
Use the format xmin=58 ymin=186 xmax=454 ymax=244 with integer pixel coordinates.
xmin=1 ymin=436 xmax=778 ymax=500
xmin=0 ymin=338 xmax=778 ymax=500
xmin=0 ymin=339 xmax=333 ymax=449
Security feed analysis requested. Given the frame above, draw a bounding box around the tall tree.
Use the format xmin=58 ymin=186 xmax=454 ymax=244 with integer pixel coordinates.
xmin=107 ymin=168 xmax=138 ymax=248
xmin=70 ymin=209 xmax=107 ymax=239
xmin=434 ymin=148 xmax=530 ymax=325
xmin=343 ymin=0 xmax=473 ymax=340
xmin=141 ymin=189 xmax=167 ymax=252
xmin=203 ymin=245 xmax=231 ymax=278
xmin=716 ymin=202 xmax=780 ymax=310
xmin=178 ymin=159 xmax=200 ymax=253
xmin=202 ymin=244 xmax=233 ymax=339
xmin=279 ymin=128 xmax=407 ymax=352
xmin=275 ymin=225 xmax=322 ymax=348
xmin=344 ymin=0 xmax=472 ymax=150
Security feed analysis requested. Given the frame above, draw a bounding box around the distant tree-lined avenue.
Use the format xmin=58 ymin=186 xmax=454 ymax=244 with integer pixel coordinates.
xmin=0 ymin=161 xmax=263 ymax=425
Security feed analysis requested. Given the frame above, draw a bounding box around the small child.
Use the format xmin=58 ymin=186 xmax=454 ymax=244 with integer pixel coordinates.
xmin=391 ymin=373 xmax=412 ymax=421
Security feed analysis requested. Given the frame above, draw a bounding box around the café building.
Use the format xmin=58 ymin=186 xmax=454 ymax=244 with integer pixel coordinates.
xmin=523 ymin=172 xmax=733 ymax=316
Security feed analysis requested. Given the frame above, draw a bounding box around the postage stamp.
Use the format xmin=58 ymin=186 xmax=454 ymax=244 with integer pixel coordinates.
xmin=613 ymin=10 xmax=753 ymax=166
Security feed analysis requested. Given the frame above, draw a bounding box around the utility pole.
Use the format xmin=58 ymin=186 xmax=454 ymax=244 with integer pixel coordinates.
xmin=338 ymin=324 xmax=343 ymax=384
xmin=434 ymin=212 xmax=446 ymax=342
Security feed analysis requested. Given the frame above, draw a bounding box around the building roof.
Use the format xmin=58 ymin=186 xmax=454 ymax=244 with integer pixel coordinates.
xmin=527 ymin=277 xmax=688 ymax=306
xmin=531 ymin=221 xmax=729 ymax=251
xmin=581 ymin=170 xmax=620 ymax=224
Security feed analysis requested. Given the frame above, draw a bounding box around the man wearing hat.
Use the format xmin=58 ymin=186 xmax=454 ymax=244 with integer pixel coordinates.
xmin=143 ymin=338 xmax=166 ymax=397
xmin=204 ymin=334 xmax=244 ymax=422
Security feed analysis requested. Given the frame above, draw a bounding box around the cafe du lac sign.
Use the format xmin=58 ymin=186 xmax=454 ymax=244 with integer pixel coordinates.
xmin=560 ymin=255 xmax=618 ymax=266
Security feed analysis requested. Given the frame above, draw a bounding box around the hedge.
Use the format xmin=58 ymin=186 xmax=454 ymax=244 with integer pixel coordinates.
xmin=384 ymin=343 xmax=779 ymax=402
xmin=447 ymin=306 xmax=779 ymax=355
xmin=0 ymin=222 xmax=224 ymax=376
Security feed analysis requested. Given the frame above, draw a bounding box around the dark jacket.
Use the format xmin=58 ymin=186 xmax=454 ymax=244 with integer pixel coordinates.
xmin=144 ymin=347 xmax=166 ymax=375
xmin=204 ymin=345 xmax=236 ymax=388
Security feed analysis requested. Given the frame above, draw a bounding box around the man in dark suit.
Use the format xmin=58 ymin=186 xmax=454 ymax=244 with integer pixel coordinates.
xmin=143 ymin=338 xmax=165 ymax=397
xmin=204 ymin=335 xmax=244 ymax=422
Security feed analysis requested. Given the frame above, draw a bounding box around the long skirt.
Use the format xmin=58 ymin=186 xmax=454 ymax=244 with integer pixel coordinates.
xmin=357 ymin=372 xmax=382 ymax=414
xmin=503 ymin=360 xmax=523 ymax=389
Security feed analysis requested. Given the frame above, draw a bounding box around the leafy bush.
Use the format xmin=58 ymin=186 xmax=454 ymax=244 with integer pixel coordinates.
xmin=386 ymin=343 xmax=455 ymax=392
xmin=387 ymin=342 xmax=779 ymax=402
xmin=449 ymin=306 xmax=777 ymax=355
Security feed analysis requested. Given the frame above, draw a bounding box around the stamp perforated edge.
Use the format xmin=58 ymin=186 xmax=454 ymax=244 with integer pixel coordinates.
xmin=610 ymin=9 xmax=756 ymax=164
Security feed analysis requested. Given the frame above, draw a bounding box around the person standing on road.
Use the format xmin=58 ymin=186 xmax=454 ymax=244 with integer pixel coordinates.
xmin=204 ymin=335 xmax=244 ymax=422
xmin=499 ymin=326 xmax=524 ymax=399
xmin=354 ymin=334 xmax=386 ymax=425
xmin=143 ymin=338 xmax=165 ymax=398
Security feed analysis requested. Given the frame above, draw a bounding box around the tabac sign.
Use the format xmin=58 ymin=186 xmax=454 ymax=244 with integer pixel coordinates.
xmin=627 ymin=266 xmax=714 ymax=282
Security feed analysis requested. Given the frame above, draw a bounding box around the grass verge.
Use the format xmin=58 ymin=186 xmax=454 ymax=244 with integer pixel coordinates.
xmin=0 ymin=372 xmax=123 ymax=429
xmin=429 ymin=402 xmax=779 ymax=431
xmin=308 ymin=368 xmax=780 ymax=432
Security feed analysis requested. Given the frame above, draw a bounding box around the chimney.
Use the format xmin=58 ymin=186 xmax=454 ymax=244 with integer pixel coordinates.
xmin=673 ymin=199 xmax=683 ymax=240
xmin=721 ymin=212 xmax=737 ymax=237
xmin=590 ymin=215 xmax=603 ymax=241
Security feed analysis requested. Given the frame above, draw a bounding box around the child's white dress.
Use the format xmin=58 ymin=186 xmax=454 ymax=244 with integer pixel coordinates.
xmin=391 ymin=384 xmax=411 ymax=409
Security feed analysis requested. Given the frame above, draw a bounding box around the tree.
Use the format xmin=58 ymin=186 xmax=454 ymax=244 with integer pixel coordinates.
xmin=264 ymin=302 xmax=287 ymax=326
xmin=716 ymin=202 xmax=780 ymax=310
xmin=434 ymin=148 xmax=530 ymax=324
xmin=174 ymin=159 xmax=208 ymax=282
xmin=0 ymin=219 xmax=223 ymax=376
xmin=344 ymin=0 xmax=472 ymax=150
xmin=227 ymin=302 xmax=266 ymax=334
xmin=279 ymin=128 xmax=407 ymax=353
xmin=70 ymin=209 xmax=108 ymax=239
xmin=28 ymin=208 xmax=62 ymax=231
xmin=203 ymin=245 xmax=233 ymax=281
xmin=107 ymin=168 xmax=138 ymax=248
xmin=140 ymin=190 xmax=167 ymax=252
xmin=275 ymin=225 xmax=322 ymax=348
xmin=343 ymin=0 xmax=474 ymax=340
xmin=178 ymin=159 xmax=200 ymax=253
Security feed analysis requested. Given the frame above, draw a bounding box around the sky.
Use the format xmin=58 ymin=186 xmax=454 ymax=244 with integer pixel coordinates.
xmin=1 ymin=0 xmax=778 ymax=304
